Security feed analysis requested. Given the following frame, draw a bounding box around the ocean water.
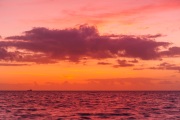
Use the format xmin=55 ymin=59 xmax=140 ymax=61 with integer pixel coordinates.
xmin=0 ymin=91 xmax=180 ymax=120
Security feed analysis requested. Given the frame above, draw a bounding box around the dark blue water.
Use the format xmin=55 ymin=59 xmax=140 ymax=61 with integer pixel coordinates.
xmin=0 ymin=91 xmax=180 ymax=119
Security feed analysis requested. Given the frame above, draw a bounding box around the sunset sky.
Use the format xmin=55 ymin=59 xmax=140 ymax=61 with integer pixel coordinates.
xmin=0 ymin=0 xmax=180 ymax=90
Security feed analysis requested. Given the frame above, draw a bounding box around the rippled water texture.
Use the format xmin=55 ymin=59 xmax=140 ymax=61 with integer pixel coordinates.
xmin=0 ymin=91 xmax=180 ymax=119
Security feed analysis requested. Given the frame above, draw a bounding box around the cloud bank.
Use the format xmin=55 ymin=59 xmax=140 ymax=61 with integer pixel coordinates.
xmin=0 ymin=25 xmax=180 ymax=64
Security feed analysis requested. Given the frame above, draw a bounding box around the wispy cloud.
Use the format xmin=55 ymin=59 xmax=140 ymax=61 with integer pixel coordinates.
xmin=0 ymin=63 xmax=28 ymax=66
xmin=97 ymin=62 xmax=111 ymax=65
xmin=59 ymin=0 xmax=180 ymax=26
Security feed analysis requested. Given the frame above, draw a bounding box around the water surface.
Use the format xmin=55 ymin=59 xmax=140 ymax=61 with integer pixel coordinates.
xmin=0 ymin=91 xmax=180 ymax=119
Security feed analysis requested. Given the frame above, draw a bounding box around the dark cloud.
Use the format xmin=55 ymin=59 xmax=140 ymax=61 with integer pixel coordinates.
xmin=149 ymin=62 xmax=180 ymax=72
xmin=0 ymin=25 xmax=179 ymax=64
xmin=161 ymin=47 xmax=180 ymax=56
xmin=113 ymin=59 xmax=134 ymax=68
xmin=0 ymin=47 xmax=19 ymax=61
xmin=0 ymin=48 xmax=8 ymax=60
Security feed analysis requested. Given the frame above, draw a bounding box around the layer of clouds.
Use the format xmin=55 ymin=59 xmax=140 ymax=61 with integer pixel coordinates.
xmin=2 ymin=77 xmax=179 ymax=90
xmin=149 ymin=62 xmax=180 ymax=72
xmin=134 ymin=62 xmax=180 ymax=73
xmin=0 ymin=25 xmax=180 ymax=64
xmin=0 ymin=77 xmax=157 ymax=90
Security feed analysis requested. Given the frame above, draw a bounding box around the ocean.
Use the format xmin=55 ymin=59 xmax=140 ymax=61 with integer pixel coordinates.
xmin=0 ymin=91 xmax=180 ymax=120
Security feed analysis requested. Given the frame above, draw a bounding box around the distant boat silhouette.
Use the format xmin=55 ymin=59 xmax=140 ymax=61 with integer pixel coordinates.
xmin=27 ymin=89 xmax=32 ymax=92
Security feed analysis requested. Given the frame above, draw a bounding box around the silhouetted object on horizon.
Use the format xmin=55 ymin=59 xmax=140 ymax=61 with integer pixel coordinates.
xmin=27 ymin=89 xmax=32 ymax=92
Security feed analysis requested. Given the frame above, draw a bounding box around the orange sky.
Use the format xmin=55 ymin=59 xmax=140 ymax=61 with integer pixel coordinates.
xmin=0 ymin=0 xmax=180 ymax=90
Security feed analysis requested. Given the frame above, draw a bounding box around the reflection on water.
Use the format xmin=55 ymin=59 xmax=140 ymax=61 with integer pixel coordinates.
xmin=0 ymin=91 xmax=180 ymax=119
